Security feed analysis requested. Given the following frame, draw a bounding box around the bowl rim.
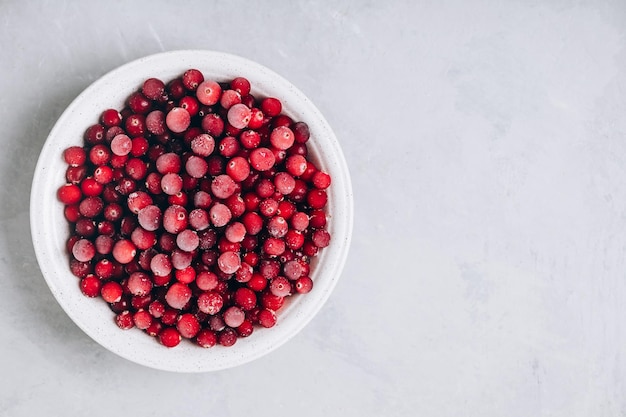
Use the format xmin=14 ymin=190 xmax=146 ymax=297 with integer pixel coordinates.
xmin=30 ymin=49 xmax=354 ymax=372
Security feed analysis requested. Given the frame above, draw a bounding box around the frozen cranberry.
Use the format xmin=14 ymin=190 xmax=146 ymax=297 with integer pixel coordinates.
xmin=285 ymin=229 xmax=305 ymax=250
xmin=274 ymin=172 xmax=296 ymax=195
xmin=302 ymin=240 xmax=319 ymax=257
xmin=225 ymin=222 xmax=246 ymax=243
xmin=160 ymin=173 xmax=183 ymax=196
xmin=270 ymin=126 xmax=295 ymax=150
xmin=137 ymin=205 xmax=162 ymax=231
xmin=284 ymin=260 xmax=304 ymax=280
xmin=223 ymin=306 xmax=245 ymax=328
xmin=150 ymin=253 xmax=172 ymax=277
xmin=312 ymin=229 xmax=331 ymax=248
xmin=115 ymin=311 xmax=135 ymax=330
xmin=125 ymin=158 xmax=148 ymax=180
xmin=209 ymin=203 xmax=232 ymax=227
xmin=165 ymin=107 xmax=191 ymax=133
xmin=194 ymin=271 xmax=217 ymax=291
xmin=64 ymin=205 xmax=80 ymax=222
xmin=246 ymin=108 xmax=264 ymax=130
xmin=142 ymin=77 xmax=166 ymax=101
xmin=185 ymin=155 xmax=208 ymax=178
xmin=227 ymin=103 xmax=252 ymax=129
xmin=265 ymin=216 xmax=287 ymax=238
xmin=71 ymin=239 xmax=95 ymax=262
xmin=176 ymin=229 xmax=199 ymax=252
xmin=88 ymin=144 xmax=110 ymax=166
xmin=218 ymin=237 xmax=240 ymax=254
xmin=112 ymin=239 xmax=136 ymax=264
xmin=312 ymin=171 xmax=331 ymax=189
xmin=241 ymin=236 xmax=258 ymax=252
xmin=289 ymin=179 xmax=308 ymax=203
xmin=217 ymin=251 xmax=240 ymax=274
xmin=148 ymin=300 xmax=166 ymax=318
xmin=165 ymin=282 xmax=192 ymax=310
xmin=170 ymin=249 xmax=193 ymax=270
xmin=177 ymin=313 xmax=200 ymax=338
xmin=156 ymin=152 xmax=181 ymax=174
xmin=301 ymin=161 xmax=318 ymax=181
xmin=259 ymin=198 xmax=279 ymax=217
xmin=130 ymin=227 xmax=156 ymax=250
xmin=75 ymin=218 xmax=96 ymax=238
xmin=179 ymin=95 xmax=199 ymax=117
xmin=249 ymin=147 xmax=275 ymax=171
xmin=269 ymin=276 xmax=291 ymax=297
xmin=131 ymin=309 xmax=152 ymax=330
xmin=110 ymin=134 xmax=132 ymax=156
xmin=116 ymin=177 xmax=137 ymax=195
xmin=197 ymin=291 xmax=223 ymax=315
xmin=196 ymin=329 xmax=217 ymax=348
xmin=224 ymin=157 xmax=250 ymax=183
xmin=201 ymin=113 xmax=224 ymax=137
xmin=218 ymin=328 xmax=238 ymax=346
xmin=210 ymin=174 xmax=236 ymax=199
xmin=77 ymin=196 xmax=103 ymax=218
xmin=263 ymin=237 xmax=286 ymax=257
xmin=220 ymin=89 xmax=241 ymax=109
xmin=196 ymin=80 xmax=221 ymax=105
xmin=235 ymin=261 xmax=253 ymax=283
xmin=189 ymin=133 xmax=215 ymax=157
xmin=127 ymin=272 xmax=152 ymax=297
xmin=217 ymin=136 xmax=238 ymax=158
xmin=257 ymin=308 xmax=277 ymax=328
xmin=126 ymin=191 xmax=152 ymax=214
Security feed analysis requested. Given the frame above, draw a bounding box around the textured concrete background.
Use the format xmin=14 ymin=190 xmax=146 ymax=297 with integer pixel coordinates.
xmin=2 ymin=1 xmax=626 ymax=415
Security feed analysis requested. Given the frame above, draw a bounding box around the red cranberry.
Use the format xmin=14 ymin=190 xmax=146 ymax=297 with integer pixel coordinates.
xmin=257 ymin=308 xmax=277 ymax=328
xmin=182 ymin=69 xmax=204 ymax=91
xmin=177 ymin=313 xmax=201 ymax=338
xmin=127 ymin=91 xmax=152 ymax=114
xmin=115 ymin=310 xmax=135 ymax=330
xmin=158 ymin=327 xmax=181 ymax=347
xmin=260 ymin=97 xmax=282 ymax=117
xmin=196 ymin=329 xmax=217 ymax=348
xmin=196 ymin=80 xmax=221 ymax=105
xmin=142 ymin=78 xmax=166 ymax=101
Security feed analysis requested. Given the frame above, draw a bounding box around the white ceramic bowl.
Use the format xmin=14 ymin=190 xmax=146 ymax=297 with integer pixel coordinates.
xmin=30 ymin=50 xmax=353 ymax=372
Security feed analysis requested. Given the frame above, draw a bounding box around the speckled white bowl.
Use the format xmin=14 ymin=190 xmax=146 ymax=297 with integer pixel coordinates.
xmin=30 ymin=50 xmax=353 ymax=372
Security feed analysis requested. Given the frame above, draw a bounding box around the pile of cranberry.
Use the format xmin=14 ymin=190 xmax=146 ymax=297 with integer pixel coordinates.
xmin=56 ymin=69 xmax=332 ymax=348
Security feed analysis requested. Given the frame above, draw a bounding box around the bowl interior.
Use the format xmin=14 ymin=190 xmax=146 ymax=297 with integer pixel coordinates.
xmin=30 ymin=50 xmax=353 ymax=372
